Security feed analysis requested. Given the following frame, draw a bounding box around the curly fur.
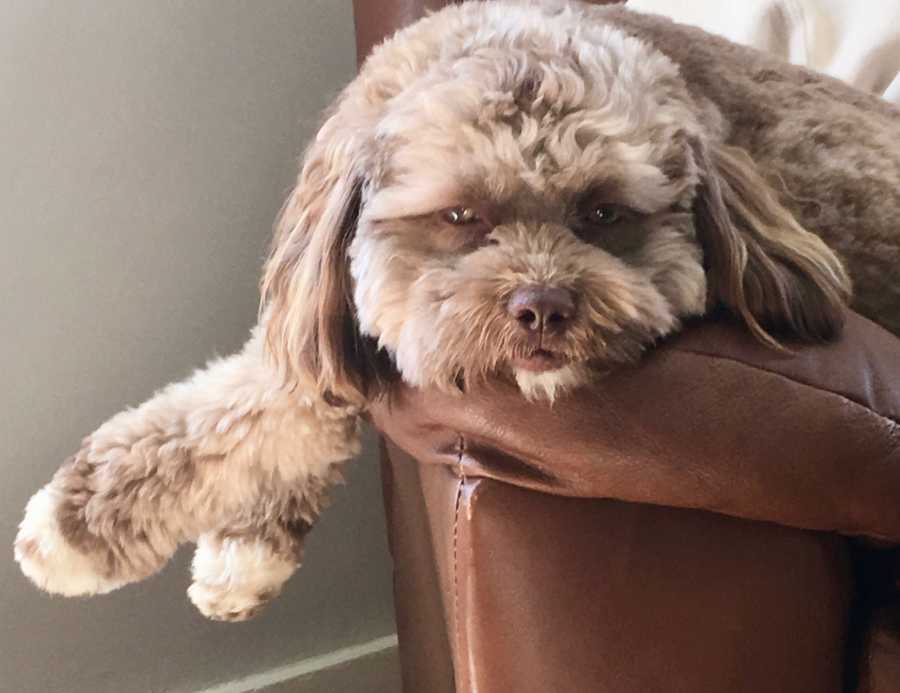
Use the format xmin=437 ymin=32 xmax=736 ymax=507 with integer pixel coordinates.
xmin=16 ymin=0 xmax=899 ymax=619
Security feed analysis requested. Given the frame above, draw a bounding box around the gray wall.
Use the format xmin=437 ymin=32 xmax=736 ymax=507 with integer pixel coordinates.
xmin=0 ymin=2 xmax=396 ymax=692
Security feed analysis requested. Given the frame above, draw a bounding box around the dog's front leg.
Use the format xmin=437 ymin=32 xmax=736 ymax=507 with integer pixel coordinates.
xmin=14 ymin=324 xmax=361 ymax=613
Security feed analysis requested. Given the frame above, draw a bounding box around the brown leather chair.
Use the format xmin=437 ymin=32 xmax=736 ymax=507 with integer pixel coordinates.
xmin=353 ymin=3 xmax=900 ymax=691
xmin=372 ymin=313 xmax=900 ymax=693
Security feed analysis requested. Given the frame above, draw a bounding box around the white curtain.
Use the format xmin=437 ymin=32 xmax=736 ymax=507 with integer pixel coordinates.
xmin=628 ymin=0 xmax=900 ymax=104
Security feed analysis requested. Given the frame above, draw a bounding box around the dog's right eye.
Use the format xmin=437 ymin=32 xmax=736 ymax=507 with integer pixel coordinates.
xmin=435 ymin=206 xmax=495 ymax=251
xmin=441 ymin=207 xmax=482 ymax=225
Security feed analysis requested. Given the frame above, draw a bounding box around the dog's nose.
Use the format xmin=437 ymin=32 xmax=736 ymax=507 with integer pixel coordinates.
xmin=507 ymin=285 xmax=575 ymax=334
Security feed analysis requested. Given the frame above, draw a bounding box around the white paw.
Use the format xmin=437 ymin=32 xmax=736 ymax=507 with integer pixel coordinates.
xmin=187 ymin=580 xmax=275 ymax=622
xmin=188 ymin=533 xmax=297 ymax=622
xmin=14 ymin=487 xmax=123 ymax=597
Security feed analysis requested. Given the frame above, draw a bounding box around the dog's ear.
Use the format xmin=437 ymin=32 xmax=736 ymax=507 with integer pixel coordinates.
xmin=692 ymin=138 xmax=851 ymax=347
xmin=260 ymin=104 xmax=376 ymax=404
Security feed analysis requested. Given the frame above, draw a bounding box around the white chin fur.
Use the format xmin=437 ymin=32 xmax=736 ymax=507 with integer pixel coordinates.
xmin=514 ymin=364 xmax=585 ymax=402
xmin=14 ymin=487 xmax=124 ymax=597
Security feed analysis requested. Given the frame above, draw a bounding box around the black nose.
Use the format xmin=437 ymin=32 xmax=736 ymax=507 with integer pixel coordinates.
xmin=507 ymin=285 xmax=576 ymax=334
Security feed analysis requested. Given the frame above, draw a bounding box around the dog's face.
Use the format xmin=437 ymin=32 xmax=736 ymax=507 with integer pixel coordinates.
xmin=349 ymin=36 xmax=707 ymax=399
xmin=262 ymin=1 xmax=849 ymax=403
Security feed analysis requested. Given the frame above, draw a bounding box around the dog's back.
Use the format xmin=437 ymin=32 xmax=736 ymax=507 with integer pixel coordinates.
xmin=598 ymin=4 xmax=900 ymax=335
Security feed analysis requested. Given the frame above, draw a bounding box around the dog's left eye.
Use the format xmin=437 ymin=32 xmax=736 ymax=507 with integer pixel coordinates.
xmin=442 ymin=207 xmax=483 ymax=225
xmin=584 ymin=204 xmax=625 ymax=226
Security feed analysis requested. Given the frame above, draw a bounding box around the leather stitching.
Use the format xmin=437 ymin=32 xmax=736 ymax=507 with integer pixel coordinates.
xmin=671 ymin=347 xmax=900 ymax=428
xmin=451 ymin=433 xmax=466 ymax=692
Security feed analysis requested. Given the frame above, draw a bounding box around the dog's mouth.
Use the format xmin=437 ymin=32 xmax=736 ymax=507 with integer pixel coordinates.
xmin=511 ymin=348 xmax=568 ymax=373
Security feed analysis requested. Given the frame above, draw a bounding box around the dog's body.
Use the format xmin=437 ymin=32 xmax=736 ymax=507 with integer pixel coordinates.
xmin=15 ymin=1 xmax=900 ymax=621
xmin=607 ymin=7 xmax=900 ymax=335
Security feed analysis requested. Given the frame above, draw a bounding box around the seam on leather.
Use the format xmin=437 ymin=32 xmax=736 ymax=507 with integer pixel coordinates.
xmin=671 ymin=347 xmax=900 ymax=428
xmin=451 ymin=433 xmax=466 ymax=692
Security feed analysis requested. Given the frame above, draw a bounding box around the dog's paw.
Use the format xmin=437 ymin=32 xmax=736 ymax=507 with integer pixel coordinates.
xmin=14 ymin=487 xmax=123 ymax=597
xmin=187 ymin=580 xmax=276 ymax=622
xmin=188 ymin=532 xmax=298 ymax=622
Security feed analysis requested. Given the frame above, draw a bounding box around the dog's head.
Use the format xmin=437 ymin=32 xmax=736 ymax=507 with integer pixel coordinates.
xmin=261 ymin=1 xmax=849 ymax=403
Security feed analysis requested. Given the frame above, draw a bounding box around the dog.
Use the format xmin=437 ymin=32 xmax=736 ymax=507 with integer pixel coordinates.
xmin=14 ymin=0 xmax=900 ymax=621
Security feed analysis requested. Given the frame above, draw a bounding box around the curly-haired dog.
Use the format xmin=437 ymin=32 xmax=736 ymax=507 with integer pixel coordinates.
xmin=15 ymin=0 xmax=900 ymax=621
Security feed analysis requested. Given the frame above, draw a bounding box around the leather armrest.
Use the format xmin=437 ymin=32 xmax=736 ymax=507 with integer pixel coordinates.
xmin=372 ymin=311 xmax=900 ymax=542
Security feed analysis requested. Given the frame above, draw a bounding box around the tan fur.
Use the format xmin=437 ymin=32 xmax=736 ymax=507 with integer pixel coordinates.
xmin=16 ymin=0 xmax=898 ymax=619
xmin=694 ymin=141 xmax=851 ymax=347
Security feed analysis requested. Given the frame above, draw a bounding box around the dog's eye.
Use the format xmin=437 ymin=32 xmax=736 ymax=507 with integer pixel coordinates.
xmin=436 ymin=206 xmax=495 ymax=251
xmin=442 ymin=207 xmax=482 ymax=225
xmin=584 ymin=204 xmax=624 ymax=226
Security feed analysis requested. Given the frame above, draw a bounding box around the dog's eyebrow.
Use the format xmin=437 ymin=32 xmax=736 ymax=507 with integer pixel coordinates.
xmin=366 ymin=211 xmax=436 ymax=225
xmin=567 ymin=168 xmax=683 ymax=215
xmin=365 ymin=188 xmax=497 ymax=226
xmin=573 ymin=179 xmax=631 ymax=205
xmin=364 ymin=174 xmax=464 ymax=220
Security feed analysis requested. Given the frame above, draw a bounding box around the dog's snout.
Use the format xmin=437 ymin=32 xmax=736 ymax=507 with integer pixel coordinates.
xmin=507 ymin=285 xmax=575 ymax=334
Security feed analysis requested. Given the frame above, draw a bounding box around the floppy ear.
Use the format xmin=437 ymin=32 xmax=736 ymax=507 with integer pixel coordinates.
xmin=260 ymin=107 xmax=378 ymax=404
xmin=692 ymin=139 xmax=851 ymax=347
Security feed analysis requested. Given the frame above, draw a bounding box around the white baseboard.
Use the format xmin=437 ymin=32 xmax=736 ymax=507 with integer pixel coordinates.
xmin=197 ymin=634 xmax=400 ymax=693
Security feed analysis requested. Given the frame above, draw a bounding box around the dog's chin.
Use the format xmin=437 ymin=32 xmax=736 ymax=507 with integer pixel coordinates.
xmin=513 ymin=361 xmax=590 ymax=403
